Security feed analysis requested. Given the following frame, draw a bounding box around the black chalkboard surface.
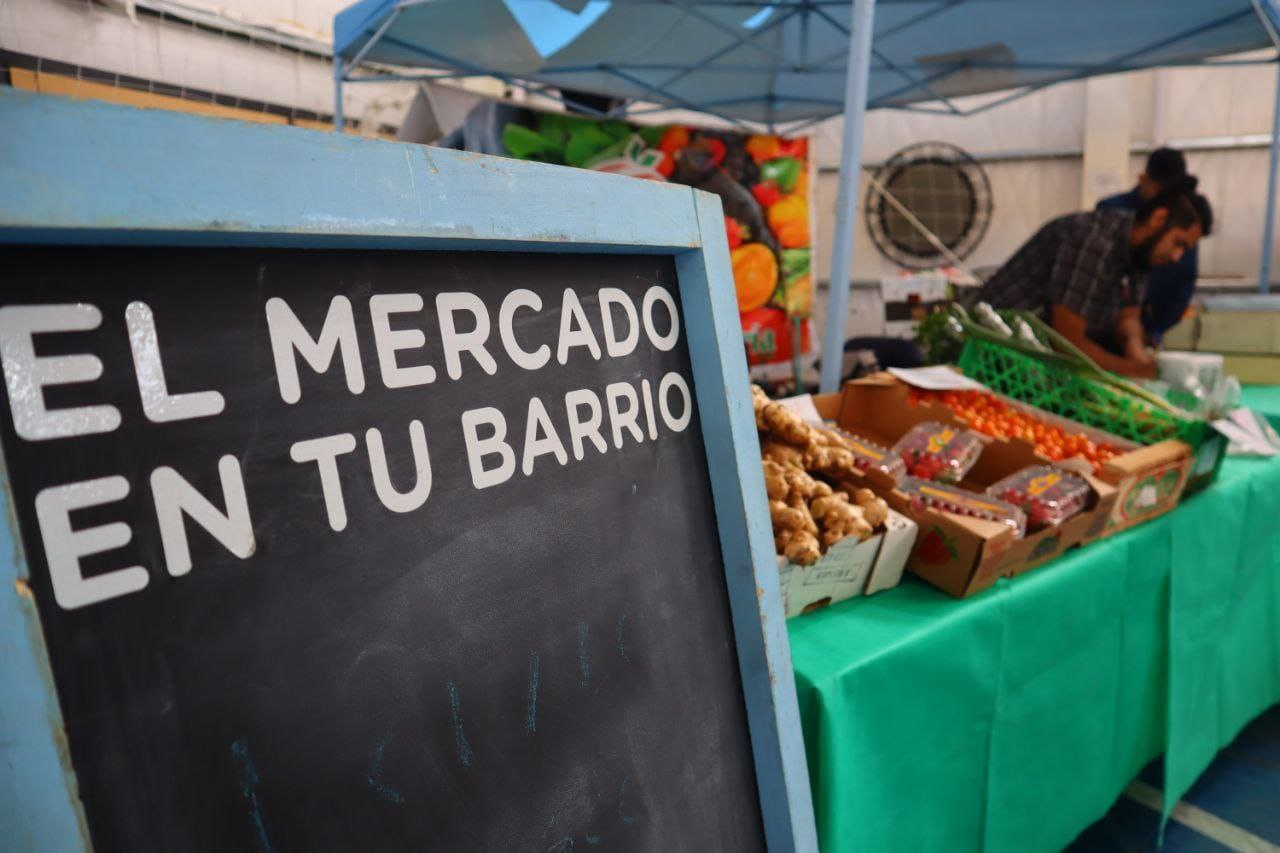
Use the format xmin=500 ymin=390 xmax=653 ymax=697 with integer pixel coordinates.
xmin=0 ymin=246 xmax=764 ymax=852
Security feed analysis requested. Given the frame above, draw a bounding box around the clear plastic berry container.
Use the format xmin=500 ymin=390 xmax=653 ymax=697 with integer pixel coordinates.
xmin=985 ymin=465 xmax=1092 ymax=529
xmin=899 ymin=476 xmax=1027 ymax=538
xmin=818 ymin=426 xmax=907 ymax=482
xmin=892 ymin=421 xmax=984 ymax=483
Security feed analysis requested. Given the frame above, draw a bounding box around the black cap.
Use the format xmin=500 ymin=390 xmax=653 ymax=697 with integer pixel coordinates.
xmin=1146 ymin=147 xmax=1188 ymax=184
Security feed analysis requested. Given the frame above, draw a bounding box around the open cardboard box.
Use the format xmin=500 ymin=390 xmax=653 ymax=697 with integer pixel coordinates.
xmin=947 ymin=382 xmax=1194 ymax=537
xmin=809 ymin=377 xmax=1138 ymax=597
xmin=777 ymin=507 xmax=917 ymax=618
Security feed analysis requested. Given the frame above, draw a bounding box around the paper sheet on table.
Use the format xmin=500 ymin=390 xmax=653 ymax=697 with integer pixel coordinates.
xmin=888 ymin=366 xmax=989 ymax=392
xmin=777 ymin=393 xmax=825 ymax=425
xmin=1213 ymin=408 xmax=1279 ymax=456
xmin=1230 ymin=408 xmax=1280 ymax=449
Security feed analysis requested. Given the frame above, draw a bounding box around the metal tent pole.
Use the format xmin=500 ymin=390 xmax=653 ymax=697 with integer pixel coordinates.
xmin=819 ymin=0 xmax=876 ymax=393
xmin=1261 ymin=63 xmax=1280 ymax=293
xmin=333 ymin=61 xmax=345 ymax=131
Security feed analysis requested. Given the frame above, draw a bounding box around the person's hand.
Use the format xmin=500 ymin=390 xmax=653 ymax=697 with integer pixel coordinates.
xmin=1125 ymin=340 xmax=1155 ymax=368
xmin=1122 ymin=357 xmax=1158 ymax=379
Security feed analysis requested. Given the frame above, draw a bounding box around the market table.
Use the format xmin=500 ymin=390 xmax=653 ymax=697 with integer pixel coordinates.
xmin=788 ymin=385 xmax=1280 ymax=852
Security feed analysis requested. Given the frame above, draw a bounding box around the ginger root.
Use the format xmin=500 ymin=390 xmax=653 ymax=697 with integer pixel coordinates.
xmin=760 ymin=402 xmax=813 ymax=448
xmin=754 ymin=383 xmax=888 ymax=564
xmin=815 ymin=497 xmax=874 ymax=548
xmin=770 ymin=499 xmax=817 ymax=536
xmin=762 ymin=459 xmax=790 ymax=501
xmin=776 ymin=527 xmax=822 ymax=566
xmin=771 ymin=495 xmax=822 ymax=565
xmin=766 ymin=457 xmax=840 ymax=567
xmin=784 ymin=533 xmax=822 ymax=566
xmin=762 ymin=439 xmax=806 ymax=469
xmin=852 ymin=487 xmax=889 ymax=529
xmin=805 ymin=444 xmax=859 ymax=479
xmin=782 ymin=466 xmax=820 ymax=500
xmin=808 ymin=491 xmax=876 ymax=549
xmin=751 ymin=384 xmax=770 ymax=430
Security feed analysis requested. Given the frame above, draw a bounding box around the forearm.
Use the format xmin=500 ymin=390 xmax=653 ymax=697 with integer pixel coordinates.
xmin=1062 ymin=326 xmax=1146 ymax=374
xmin=1116 ymin=314 xmax=1145 ymax=356
xmin=1050 ymin=305 xmax=1155 ymax=378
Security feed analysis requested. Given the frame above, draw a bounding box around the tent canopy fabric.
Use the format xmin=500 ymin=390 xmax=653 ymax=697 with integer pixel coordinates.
xmin=336 ymin=0 xmax=1280 ymax=125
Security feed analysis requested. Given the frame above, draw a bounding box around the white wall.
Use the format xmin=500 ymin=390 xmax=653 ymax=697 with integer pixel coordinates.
xmin=810 ymin=62 xmax=1280 ymax=292
xmin=0 ymin=0 xmax=417 ymax=129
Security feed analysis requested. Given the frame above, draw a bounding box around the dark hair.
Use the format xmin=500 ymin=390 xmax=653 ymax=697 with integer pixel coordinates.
xmin=1137 ymin=174 xmax=1203 ymax=230
xmin=1190 ymin=192 xmax=1214 ymax=237
xmin=1146 ymin=147 xmax=1188 ymax=184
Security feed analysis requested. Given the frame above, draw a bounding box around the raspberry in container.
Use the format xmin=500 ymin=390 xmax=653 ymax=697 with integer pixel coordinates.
xmin=814 ymin=426 xmax=907 ymax=481
xmin=899 ymin=476 xmax=1027 ymax=538
xmin=892 ymin=421 xmax=984 ymax=483
xmin=985 ymin=465 xmax=1092 ymax=529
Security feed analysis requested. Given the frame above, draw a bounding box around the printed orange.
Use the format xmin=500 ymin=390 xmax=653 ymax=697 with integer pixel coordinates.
xmin=731 ymin=243 xmax=778 ymax=312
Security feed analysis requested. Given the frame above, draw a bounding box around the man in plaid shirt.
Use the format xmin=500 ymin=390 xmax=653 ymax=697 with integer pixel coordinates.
xmin=972 ymin=179 xmax=1208 ymax=378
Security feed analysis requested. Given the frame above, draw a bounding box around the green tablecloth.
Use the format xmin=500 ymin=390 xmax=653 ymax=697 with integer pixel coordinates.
xmin=788 ymin=386 xmax=1280 ymax=852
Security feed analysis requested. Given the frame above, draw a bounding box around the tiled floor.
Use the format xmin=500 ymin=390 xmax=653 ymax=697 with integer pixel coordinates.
xmin=1069 ymin=704 xmax=1280 ymax=851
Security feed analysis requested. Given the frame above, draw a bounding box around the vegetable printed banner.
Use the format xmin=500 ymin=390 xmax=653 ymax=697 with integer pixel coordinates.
xmin=500 ymin=109 xmax=815 ymax=367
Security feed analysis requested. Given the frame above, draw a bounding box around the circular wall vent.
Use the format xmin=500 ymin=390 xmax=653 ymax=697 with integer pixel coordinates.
xmin=865 ymin=141 xmax=992 ymax=269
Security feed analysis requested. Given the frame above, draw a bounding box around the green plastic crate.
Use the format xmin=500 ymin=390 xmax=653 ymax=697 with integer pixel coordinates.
xmin=957 ymin=337 xmax=1225 ymax=494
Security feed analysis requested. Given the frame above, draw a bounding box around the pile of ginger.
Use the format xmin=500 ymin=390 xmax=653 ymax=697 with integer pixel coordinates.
xmin=752 ymin=385 xmax=889 ymax=566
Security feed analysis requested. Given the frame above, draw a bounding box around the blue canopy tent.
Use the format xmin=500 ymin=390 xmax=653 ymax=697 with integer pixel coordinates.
xmin=334 ymin=0 xmax=1280 ymax=392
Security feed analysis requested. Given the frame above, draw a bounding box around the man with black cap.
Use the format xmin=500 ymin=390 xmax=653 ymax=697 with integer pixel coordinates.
xmin=1097 ymin=147 xmax=1212 ymax=344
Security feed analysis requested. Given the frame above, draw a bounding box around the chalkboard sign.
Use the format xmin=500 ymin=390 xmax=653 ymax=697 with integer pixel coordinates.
xmin=0 ymin=93 xmax=815 ymax=852
xmin=0 ymin=244 xmax=766 ymax=850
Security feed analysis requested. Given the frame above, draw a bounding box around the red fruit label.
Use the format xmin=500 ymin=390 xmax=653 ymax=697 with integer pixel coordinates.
xmin=916 ymin=526 xmax=957 ymax=565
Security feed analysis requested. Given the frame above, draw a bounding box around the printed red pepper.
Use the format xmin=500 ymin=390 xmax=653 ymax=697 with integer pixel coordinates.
xmin=724 ymin=215 xmax=745 ymax=249
xmin=751 ymin=181 xmax=783 ymax=208
xmin=697 ymin=137 xmax=727 ymax=166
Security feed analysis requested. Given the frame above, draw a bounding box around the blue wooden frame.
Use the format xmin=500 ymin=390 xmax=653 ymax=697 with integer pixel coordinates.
xmin=0 ymin=90 xmax=817 ymax=851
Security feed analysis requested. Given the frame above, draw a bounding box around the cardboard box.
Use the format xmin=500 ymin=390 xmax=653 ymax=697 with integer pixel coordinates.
xmin=920 ymin=381 xmax=1194 ymax=538
xmin=866 ymin=509 xmax=917 ymax=594
xmin=819 ymin=377 xmax=1128 ymax=598
xmin=776 ymin=508 xmax=917 ymax=617
xmin=1095 ymin=440 xmax=1192 ymax=535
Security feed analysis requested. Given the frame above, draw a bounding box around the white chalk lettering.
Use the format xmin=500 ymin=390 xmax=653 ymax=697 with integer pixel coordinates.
xmin=369 ymin=293 xmax=436 ymax=389
xmin=266 ymin=296 xmax=365 ymax=404
xmin=35 ymin=476 xmax=147 ymax=610
xmin=522 ymin=396 xmax=568 ymax=476
xmin=462 ymin=407 xmax=516 ymax=489
xmin=290 ymin=432 xmax=358 ymax=531
xmin=598 ymin=288 xmax=639 ymax=358
xmin=150 ymin=455 xmax=255 ymax=577
xmin=437 ymin=292 xmax=498 ymax=380
xmin=564 ymin=388 xmax=608 ymax=460
xmin=658 ymin=372 xmax=693 ymax=433
xmin=366 ymin=420 xmax=433 ymax=513
xmin=641 ymin=286 xmax=680 ymax=352
xmin=498 ymin=289 xmax=550 ymax=371
xmin=556 ymin=289 xmax=602 ymax=364
xmin=605 ymin=382 xmax=644 ymax=448
xmin=639 ymin=378 xmax=659 ymax=440
xmin=0 ymin=304 xmax=121 ymax=440
xmin=126 ymin=301 xmax=225 ymax=423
